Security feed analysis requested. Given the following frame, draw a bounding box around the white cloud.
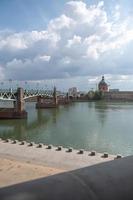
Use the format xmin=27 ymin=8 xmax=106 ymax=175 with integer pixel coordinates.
xmin=48 ymin=14 xmax=75 ymax=32
xmin=35 ymin=55 xmax=51 ymax=62
xmin=0 ymin=33 xmax=27 ymax=50
xmin=0 ymin=0 xmax=133 ymax=85
xmin=113 ymin=5 xmax=121 ymax=21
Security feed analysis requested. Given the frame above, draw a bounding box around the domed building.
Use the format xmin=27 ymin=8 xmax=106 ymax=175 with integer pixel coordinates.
xmin=98 ymin=76 xmax=108 ymax=92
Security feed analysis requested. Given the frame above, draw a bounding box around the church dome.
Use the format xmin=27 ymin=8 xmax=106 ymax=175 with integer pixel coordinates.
xmin=98 ymin=76 xmax=108 ymax=92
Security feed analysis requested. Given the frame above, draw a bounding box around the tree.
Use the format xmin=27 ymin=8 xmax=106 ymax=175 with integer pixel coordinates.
xmin=93 ymin=91 xmax=103 ymax=100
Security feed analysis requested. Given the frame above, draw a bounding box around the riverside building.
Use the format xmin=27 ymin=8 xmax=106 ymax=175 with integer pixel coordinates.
xmin=98 ymin=76 xmax=108 ymax=92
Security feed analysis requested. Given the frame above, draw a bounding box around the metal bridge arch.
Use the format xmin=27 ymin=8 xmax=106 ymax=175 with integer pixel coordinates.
xmin=0 ymin=89 xmax=54 ymax=102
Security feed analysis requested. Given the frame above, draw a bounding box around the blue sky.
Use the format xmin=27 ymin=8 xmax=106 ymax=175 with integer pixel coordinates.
xmin=1 ymin=0 xmax=133 ymax=31
xmin=0 ymin=0 xmax=133 ymax=91
xmin=0 ymin=0 xmax=71 ymax=31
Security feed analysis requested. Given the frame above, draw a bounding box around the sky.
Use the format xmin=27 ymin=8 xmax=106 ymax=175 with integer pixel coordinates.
xmin=0 ymin=0 xmax=133 ymax=91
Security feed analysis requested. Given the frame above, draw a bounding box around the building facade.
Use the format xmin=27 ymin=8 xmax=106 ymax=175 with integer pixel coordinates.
xmin=68 ymin=87 xmax=79 ymax=98
xmin=98 ymin=76 xmax=108 ymax=92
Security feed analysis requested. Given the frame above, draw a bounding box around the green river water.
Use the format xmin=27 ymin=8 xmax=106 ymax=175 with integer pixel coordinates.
xmin=0 ymin=101 xmax=133 ymax=156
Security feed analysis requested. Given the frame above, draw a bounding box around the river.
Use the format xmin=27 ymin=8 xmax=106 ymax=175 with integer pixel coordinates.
xmin=0 ymin=101 xmax=133 ymax=156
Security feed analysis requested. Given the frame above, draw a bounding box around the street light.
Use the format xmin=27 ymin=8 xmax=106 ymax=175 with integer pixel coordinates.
xmin=9 ymin=79 xmax=12 ymax=92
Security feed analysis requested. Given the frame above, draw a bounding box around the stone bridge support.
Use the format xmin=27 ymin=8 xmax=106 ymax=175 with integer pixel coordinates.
xmin=15 ymin=88 xmax=25 ymax=112
xmin=14 ymin=88 xmax=27 ymax=118
xmin=58 ymin=92 xmax=71 ymax=105
xmin=36 ymin=87 xmax=58 ymax=109
xmin=0 ymin=88 xmax=27 ymax=119
xmin=12 ymin=88 xmax=27 ymax=119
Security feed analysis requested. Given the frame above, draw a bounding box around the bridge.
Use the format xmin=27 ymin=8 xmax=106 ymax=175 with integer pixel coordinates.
xmin=0 ymin=87 xmax=70 ymax=119
xmin=0 ymin=88 xmax=54 ymax=101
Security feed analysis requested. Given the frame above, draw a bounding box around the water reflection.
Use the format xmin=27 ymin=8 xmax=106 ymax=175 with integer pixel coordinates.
xmin=94 ymin=101 xmax=109 ymax=127
xmin=0 ymin=119 xmax=27 ymax=140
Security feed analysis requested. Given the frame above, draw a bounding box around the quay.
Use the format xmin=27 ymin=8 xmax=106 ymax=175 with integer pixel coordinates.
xmin=0 ymin=139 xmax=117 ymax=170
xmin=0 ymin=138 xmax=122 ymax=187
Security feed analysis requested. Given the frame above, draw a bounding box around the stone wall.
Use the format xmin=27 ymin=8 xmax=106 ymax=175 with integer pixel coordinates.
xmin=104 ymin=91 xmax=133 ymax=101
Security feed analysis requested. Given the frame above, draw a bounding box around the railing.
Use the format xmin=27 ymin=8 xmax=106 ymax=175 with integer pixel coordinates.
xmin=0 ymin=89 xmax=55 ymax=101
xmin=0 ymin=87 xmax=66 ymax=102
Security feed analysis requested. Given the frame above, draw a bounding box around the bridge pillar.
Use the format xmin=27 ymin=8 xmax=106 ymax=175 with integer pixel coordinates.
xmin=58 ymin=92 xmax=70 ymax=105
xmin=0 ymin=88 xmax=27 ymax=119
xmin=36 ymin=96 xmax=42 ymax=105
xmin=36 ymin=87 xmax=58 ymax=109
xmin=15 ymin=88 xmax=27 ymax=118
xmin=16 ymin=88 xmax=25 ymax=112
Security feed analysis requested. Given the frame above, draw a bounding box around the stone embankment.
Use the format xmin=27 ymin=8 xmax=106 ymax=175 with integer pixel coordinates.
xmin=0 ymin=138 xmax=123 ymax=187
xmin=104 ymin=91 xmax=133 ymax=101
xmin=0 ymin=138 xmax=122 ymax=171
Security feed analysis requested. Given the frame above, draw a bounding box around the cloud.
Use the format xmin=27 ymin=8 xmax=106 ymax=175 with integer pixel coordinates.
xmin=0 ymin=1 xmax=133 ymax=82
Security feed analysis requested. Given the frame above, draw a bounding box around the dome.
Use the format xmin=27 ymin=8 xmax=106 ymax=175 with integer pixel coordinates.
xmin=98 ymin=76 xmax=108 ymax=92
xmin=99 ymin=76 xmax=107 ymax=86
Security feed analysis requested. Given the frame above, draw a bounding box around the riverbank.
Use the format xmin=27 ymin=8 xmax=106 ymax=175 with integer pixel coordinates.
xmin=0 ymin=139 xmax=120 ymax=187
xmin=0 ymin=157 xmax=64 ymax=187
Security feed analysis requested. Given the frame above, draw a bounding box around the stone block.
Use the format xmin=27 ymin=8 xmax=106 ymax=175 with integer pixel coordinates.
xmin=90 ymin=151 xmax=96 ymax=156
xmin=78 ymin=149 xmax=84 ymax=154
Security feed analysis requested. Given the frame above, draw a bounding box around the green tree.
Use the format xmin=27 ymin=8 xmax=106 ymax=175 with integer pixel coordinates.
xmin=93 ymin=91 xmax=103 ymax=100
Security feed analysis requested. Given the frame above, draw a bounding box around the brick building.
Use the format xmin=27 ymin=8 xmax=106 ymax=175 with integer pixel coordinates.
xmin=98 ymin=76 xmax=108 ymax=92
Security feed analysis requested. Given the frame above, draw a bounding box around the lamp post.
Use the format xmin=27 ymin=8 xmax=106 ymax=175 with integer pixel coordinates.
xmin=9 ymin=79 xmax=12 ymax=92
xmin=36 ymin=82 xmax=39 ymax=90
